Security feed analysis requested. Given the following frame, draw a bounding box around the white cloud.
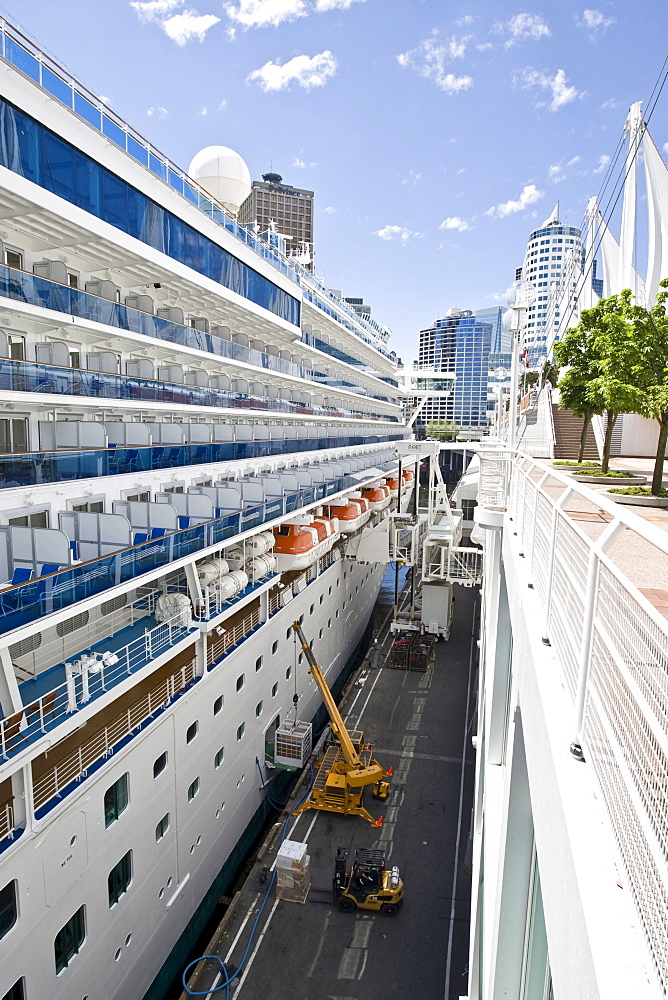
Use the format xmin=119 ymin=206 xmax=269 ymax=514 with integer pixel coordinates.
xmin=455 ymin=14 xmax=475 ymax=25
xmin=224 ymin=0 xmax=307 ymax=29
xmin=247 ymin=50 xmax=337 ymax=91
xmin=131 ymin=0 xmax=219 ymax=43
xmin=594 ymin=153 xmax=610 ymax=174
xmin=600 ymin=97 xmax=620 ymax=110
xmin=439 ymin=216 xmax=470 ymax=232
xmin=146 ymin=105 xmax=169 ymax=118
xmin=314 ymin=0 xmax=365 ymax=9
xmin=401 ymin=169 xmax=422 ymax=186
xmin=199 ymin=106 xmax=208 ymax=115
xmin=130 ymin=0 xmax=182 ymax=22
xmin=218 ymin=99 xmax=228 ymax=110
xmin=397 ymin=32 xmax=473 ymax=94
xmin=663 ymin=143 xmax=668 ymax=157
xmin=486 ymin=183 xmax=543 ymax=219
xmin=373 ymin=224 xmax=415 ymax=242
xmin=293 ymin=155 xmax=317 ymax=168
xmin=476 ymin=42 xmax=493 ymax=51
xmin=494 ymin=12 xmax=550 ymax=46
xmin=516 ymin=67 xmax=584 ymax=111
xmin=576 ymin=8 xmax=616 ymax=31
xmin=323 ymin=205 xmax=336 ymax=214
xmin=161 ymin=10 xmax=219 ymax=43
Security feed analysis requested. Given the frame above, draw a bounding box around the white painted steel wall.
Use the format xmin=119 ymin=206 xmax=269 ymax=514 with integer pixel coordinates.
xmin=468 ymin=454 xmax=664 ymax=1000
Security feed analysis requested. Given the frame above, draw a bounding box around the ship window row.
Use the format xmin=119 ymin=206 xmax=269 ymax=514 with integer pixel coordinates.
xmin=0 ymin=98 xmax=300 ymax=327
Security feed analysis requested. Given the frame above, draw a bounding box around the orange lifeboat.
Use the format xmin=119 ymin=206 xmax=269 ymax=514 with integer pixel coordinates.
xmin=326 ymin=499 xmax=371 ymax=534
xmin=402 ymin=469 xmax=415 ymax=484
xmin=384 ymin=476 xmax=400 ymax=498
xmin=273 ymin=516 xmax=340 ymax=571
xmin=361 ymin=484 xmax=392 ymax=511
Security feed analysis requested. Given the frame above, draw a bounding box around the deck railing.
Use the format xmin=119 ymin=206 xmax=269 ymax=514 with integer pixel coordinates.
xmin=0 ymin=800 xmax=14 ymax=841
xmin=479 ymin=450 xmax=668 ymax=997
xmin=32 ymin=659 xmax=196 ymax=812
xmin=0 ymin=611 xmax=192 ymax=759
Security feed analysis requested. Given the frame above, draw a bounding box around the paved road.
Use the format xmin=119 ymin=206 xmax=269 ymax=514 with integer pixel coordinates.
xmin=187 ymin=586 xmax=478 ymax=1000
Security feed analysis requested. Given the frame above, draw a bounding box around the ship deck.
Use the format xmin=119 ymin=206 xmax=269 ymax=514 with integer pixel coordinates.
xmin=178 ymin=587 xmax=478 ymax=1000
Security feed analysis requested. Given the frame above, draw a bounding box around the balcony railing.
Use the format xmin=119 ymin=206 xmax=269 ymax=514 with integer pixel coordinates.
xmin=32 ymin=658 xmax=197 ymax=814
xmin=0 ymin=433 xmax=403 ymax=491
xmin=0 ymin=800 xmax=14 ymax=842
xmin=0 ymin=611 xmax=194 ymax=760
xmin=481 ymin=451 xmax=668 ymax=998
xmin=0 ymin=357 xmax=397 ymax=422
xmin=0 ymin=267 xmax=398 ymax=407
xmin=0 ymin=469 xmax=397 ymax=637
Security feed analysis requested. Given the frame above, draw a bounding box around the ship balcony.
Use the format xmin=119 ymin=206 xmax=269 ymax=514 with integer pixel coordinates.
xmin=0 ymin=431 xmax=404 ymax=491
xmin=0 ymin=596 xmax=195 ymax=762
xmin=0 ymin=266 xmax=398 ymax=408
xmin=0 ymin=358 xmax=397 ymax=423
xmin=0 ymin=456 xmax=399 ymax=637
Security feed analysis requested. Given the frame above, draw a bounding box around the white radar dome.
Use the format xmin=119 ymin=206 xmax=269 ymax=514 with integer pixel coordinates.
xmin=187 ymin=145 xmax=251 ymax=216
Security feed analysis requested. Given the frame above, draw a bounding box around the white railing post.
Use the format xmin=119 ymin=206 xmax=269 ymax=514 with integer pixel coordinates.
xmin=527 ymin=471 xmax=549 ymax=582
xmin=570 ymin=519 xmax=624 ymax=760
xmin=541 ymin=486 xmax=573 ymax=645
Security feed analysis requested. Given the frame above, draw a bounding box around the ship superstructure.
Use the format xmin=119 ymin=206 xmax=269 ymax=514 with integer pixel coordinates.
xmin=0 ymin=21 xmax=407 ymax=1000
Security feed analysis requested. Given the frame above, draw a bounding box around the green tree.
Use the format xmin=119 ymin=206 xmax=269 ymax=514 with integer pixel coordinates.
xmin=554 ymin=324 xmax=603 ymax=463
xmin=426 ymin=419 xmax=460 ymax=441
xmin=583 ymin=291 xmax=644 ymax=474
xmin=598 ymin=282 xmax=668 ymax=495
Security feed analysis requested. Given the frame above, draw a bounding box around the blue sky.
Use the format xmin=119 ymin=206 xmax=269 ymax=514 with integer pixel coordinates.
xmin=6 ymin=0 xmax=668 ymax=361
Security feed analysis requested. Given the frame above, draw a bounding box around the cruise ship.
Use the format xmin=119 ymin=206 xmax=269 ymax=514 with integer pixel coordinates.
xmin=0 ymin=21 xmax=409 ymax=1000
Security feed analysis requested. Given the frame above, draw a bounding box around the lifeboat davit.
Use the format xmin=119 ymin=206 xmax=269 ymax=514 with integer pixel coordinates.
xmin=273 ymin=515 xmax=340 ymax=571
xmin=361 ymin=483 xmax=392 ymax=511
xmin=326 ymin=499 xmax=371 ymax=534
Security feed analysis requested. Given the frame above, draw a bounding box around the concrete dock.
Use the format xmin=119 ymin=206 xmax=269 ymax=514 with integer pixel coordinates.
xmin=181 ymin=586 xmax=478 ymax=1000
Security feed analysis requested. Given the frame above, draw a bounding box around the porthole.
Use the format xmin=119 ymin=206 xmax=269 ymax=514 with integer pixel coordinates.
xmin=125 ymin=934 xmax=132 ymax=947
xmin=114 ymin=948 xmax=122 ymax=962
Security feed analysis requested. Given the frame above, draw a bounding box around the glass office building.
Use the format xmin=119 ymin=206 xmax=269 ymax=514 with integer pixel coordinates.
xmin=417 ymin=307 xmax=503 ymax=429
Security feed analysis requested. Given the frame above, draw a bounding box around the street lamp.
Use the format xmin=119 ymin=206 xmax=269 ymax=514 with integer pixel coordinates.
xmin=491 ymin=366 xmax=509 ymax=438
xmin=502 ymin=280 xmax=536 ymax=449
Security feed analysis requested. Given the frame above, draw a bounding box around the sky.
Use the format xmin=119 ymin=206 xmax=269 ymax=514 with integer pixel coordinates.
xmin=5 ymin=0 xmax=668 ymax=362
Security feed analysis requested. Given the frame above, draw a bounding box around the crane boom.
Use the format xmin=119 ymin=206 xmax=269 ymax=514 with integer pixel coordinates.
xmin=290 ymin=621 xmax=390 ymax=824
xmin=292 ymin=621 xmax=363 ymax=770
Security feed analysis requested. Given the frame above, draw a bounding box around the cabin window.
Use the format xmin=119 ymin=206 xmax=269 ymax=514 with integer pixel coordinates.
xmin=236 ymin=723 xmax=245 ymax=741
xmin=155 ymin=814 xmax=170 ymax=841
xmin=255 ymin=656 xmax=263 ymax=672
xmin=104 ymin=773 xmax=129 ymax=828
xmin=187 ymin=778 xmax=200 ymax=801
xmin=2 ymin=979 xmax=24 ymax=1000
xmin=271 ymin=682 xmax=278 ymax=697
xmin=4 ymin=248 xmax=22 ymax=270
xmin=255 ymin=700 xmax=263 ymax=718
xmin=8 ymin=509 xmax=47 ymax=528
xmin=108 ymin=851 xmax=132 ymax=907
xmin=285 ymin=666 xmax=292 ymax=680
xmin=236 ymin=674 xmax=244 ymax=692
xmin=54 ymin=905 xmax=85 ymax=974
xmin=186 ymin=721 xmax=199 ymax=744
xmin=0 ymin=880 xmax=17 ymax=941
xmin=271 ymin=640 xmax=278 ymax=654
xmin=213 ymin=695 xmax=224 ymax=715
xmin=214 ymin=747 xmax=225 ymax=768
xmin=153 ymin=752 xmax=168 ymax=778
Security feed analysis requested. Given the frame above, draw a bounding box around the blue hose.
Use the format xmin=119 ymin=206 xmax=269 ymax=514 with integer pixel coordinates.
xmin=182 ymin=761 xmax=314 ymax=996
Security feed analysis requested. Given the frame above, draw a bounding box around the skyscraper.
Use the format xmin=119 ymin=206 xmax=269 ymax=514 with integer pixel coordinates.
xmin=417 ymin=307 xmax=504 ymax=431
xmin=238 ymin=172 xmax=314 ymax=270
xmin=516 ymin=204 xmax=584 ymax=363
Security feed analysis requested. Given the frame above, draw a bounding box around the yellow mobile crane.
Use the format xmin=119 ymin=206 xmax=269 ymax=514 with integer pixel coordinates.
xmin=291 ymin=621 xmax=391 ymax=826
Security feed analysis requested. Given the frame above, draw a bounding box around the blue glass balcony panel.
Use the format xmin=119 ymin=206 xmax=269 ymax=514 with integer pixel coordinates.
xmin=0 ymin=266 xmax=398 ymax=409
xmin=0 ymin=358 xmax=397 ymax=423
xmin=0 ymin=468 xmax=408 ymax=637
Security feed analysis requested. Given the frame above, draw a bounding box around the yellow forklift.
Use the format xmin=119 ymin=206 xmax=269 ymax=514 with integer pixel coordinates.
xmin=290 ymin=621 xmax=392 ymax=826
xmin=333 ymin=847 xmax=404 ymax=915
